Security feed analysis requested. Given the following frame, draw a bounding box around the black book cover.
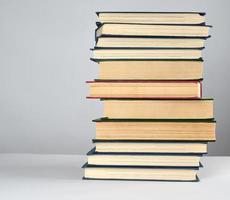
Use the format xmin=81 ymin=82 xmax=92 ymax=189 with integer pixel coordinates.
xmin=87 ymin=147 xmax=205 ymax=156
xmin=90 ymin=57 xmax=204 ymax=62
xmin=93 ymin=117 xmax=216 ymax=123
xmin=96 ymin=11 xmax=206 ymax=15
xmin=92 ymin=47 xmax=205 ymax=50
xmin=82 ymin=176 xmax=200 ymax=182
xmin=93 ymin=139 xmax=215 ymax=142
xmin=82 ymin=162 xmax=201 ymax=169
xmin=92 ymin=138 xmax=208 ymax=144
xmin=93 ymin=78 xmax=204 ymax=81
xmin=95 ymin=23 xmax=212 ymax=41
xmin=96 ymin=22 xmax=211 ymax=27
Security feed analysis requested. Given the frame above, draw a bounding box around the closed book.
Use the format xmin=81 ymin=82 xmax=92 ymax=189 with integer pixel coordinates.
xmin=87 ymin=80 xmax=202 ymax=99
xmin=96 ymin=37 xmax=206 ymax=48
xmin=95 ymin=23 xmax=211 ymax=38
xmin=91 ymin=48 xmax=203 ymax=60
xmin=96 ymin=60 xmax=203 ymax=80
xmin=83 ymin=163 xmax=199 ymax=182
xmin=87 ymin=148 xmax=203 ymax=167
xmin=102 ymin=99 xmax=214 ymax=119
xmin=96 ymin=12 xmax=206 ymax=25
xmin=92 ymin=139 xmax=208 ymax=154
xmin=94 ymin=118 xmax=216 ymax=141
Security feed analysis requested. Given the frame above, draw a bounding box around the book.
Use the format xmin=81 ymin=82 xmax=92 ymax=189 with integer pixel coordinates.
xmin=93 ymin=140 xmax=208 ymax=154
xmin=87 ymin=80 xmax=202 ymax=99
xmin=87 ymin=148 xmax=202 ymax=167
xmin=102 ymin=99 xmax=214 ymax=119
xmin=96 ymin=37 xmax=206 ymax=48
xmin=91 ymin=48 xmax=203 ymax=60
xmin=96 ymin=12 xmax=205 ymax=25
xmin=83 ymin=163 xmax=199 ymax=181
xmin=97 ymin=60 xmax=203 ymax=80
xmin=96 ymin=24 xmax=210 ymax=38
xmin=94 ymin=118 xmax=216 ymax=141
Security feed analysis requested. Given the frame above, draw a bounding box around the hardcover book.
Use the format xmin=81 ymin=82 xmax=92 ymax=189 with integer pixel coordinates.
xmin=96 ymin=12 xmax=206 ymax=25
xmin=94 ymin=118 xmax=216 ymax=141
xmin=95 ymin=23 xmax=211 ymax=38
xmin=87 ymin=80 xmax=202 ymax=99
xmin=96 ymin=60 xmax=203 ymax=80
xmin=93 ymin=140 xmax=208 ymax=154
xmin=91 ymin=48 xmax=203 ymax=60
xmin=102 ymin=99 xmax=214 ymax=119
xmin=96 ymin=37 xmax=206 ymax=48
xmin=83 ymin=163 xmax=199 ymax=181
xmin=87 ymin=148 xmax=203 ymax=167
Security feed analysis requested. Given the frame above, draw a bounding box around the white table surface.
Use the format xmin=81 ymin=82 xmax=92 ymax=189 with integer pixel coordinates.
xmin=0 ymin=154 xmax=229 ymax=200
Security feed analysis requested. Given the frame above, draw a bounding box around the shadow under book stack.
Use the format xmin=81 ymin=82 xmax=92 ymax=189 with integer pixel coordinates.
xmin=83 ymin=12 xmax=216 ymax=182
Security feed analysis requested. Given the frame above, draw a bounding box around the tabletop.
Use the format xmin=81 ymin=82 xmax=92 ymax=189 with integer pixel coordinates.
xmin=0 ymin=154 xmax=229 ymax=200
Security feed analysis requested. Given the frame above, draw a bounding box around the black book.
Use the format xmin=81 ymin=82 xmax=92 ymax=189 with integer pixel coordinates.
xmin=82 ymin=163 xmax=200 ymax=182
xmin=96 ymin=12 xmax=207 ymax=25
xmin=86 ymin=147 xmax=203 ymax=168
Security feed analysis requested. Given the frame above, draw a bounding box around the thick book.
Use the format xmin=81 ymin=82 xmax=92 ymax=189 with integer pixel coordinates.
xmin=96 ymin=12 xmax=206 ymax=25
xmin=96 ymin=60 xmax=203 ymax=80
xmin=102 ymin=99 xmax=214 ymax=119
xmin=95 ymin=23 xmax=211 ymax=38
xmin=83 ymin=163 xmax=199 ymax=182
xmin=92 ymin=139 xmax=208 ymax=154
xmin=94 ymin=118 xmax=216 ymax=141
xmin=87 ymin=148 xmax=203 ymax=167
xmin=87 ymin=80 xmax=202 ymax=99
xmin=91 ymin=48 xmax=204 ymax=60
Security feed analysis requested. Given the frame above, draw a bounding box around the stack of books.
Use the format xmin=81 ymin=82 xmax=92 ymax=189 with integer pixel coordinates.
xmin=83 ymin=12 xmax=216 ymax=182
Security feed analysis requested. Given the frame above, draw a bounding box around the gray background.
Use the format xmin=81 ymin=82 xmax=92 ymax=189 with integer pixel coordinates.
xmin=0 ymin=0 xmax=229 ymax=155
